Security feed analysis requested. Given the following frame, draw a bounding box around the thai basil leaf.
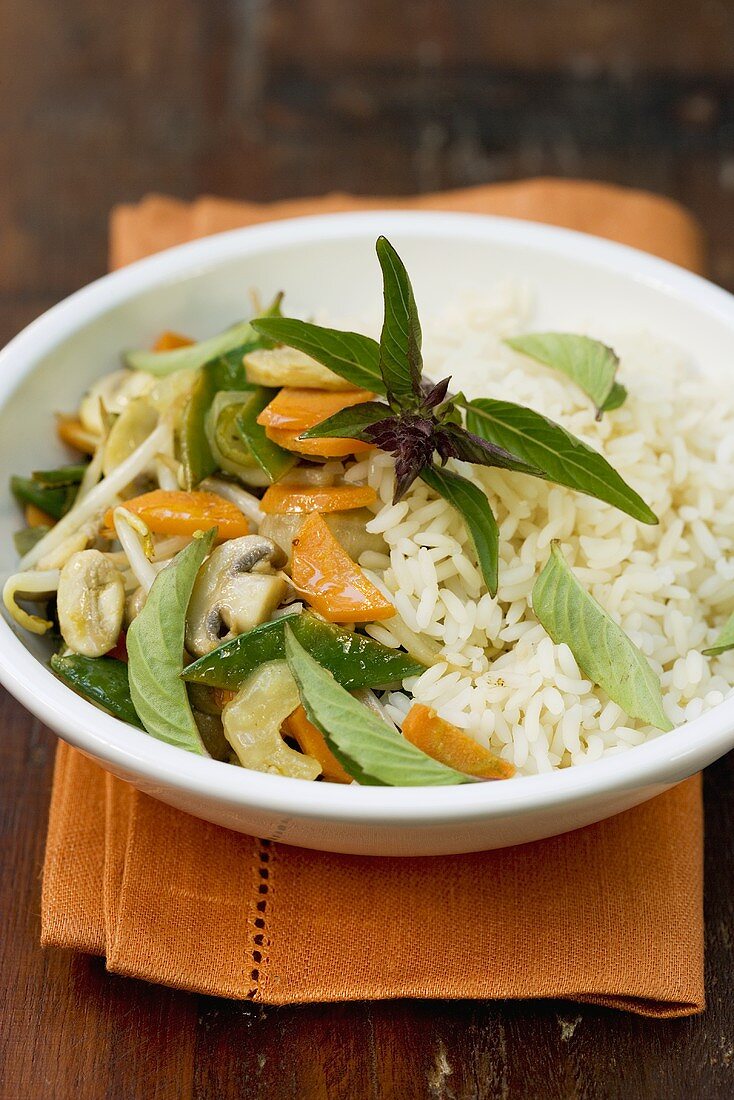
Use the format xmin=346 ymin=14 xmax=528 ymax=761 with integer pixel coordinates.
xmin=602 ymin=381 xmax=628 ymax=413
xmin=300 ymin=401 xmax=392 ymax=440
xmin=703 ymin=615 xmax=734 ymax=657
xmin=51 ymin=653 xmax=143 ymax=729
xmin=284 ymin=628 xmax=468 ymax=786
xmin=236 ymin=388 xmax=297 ymax=482
xmin=465 ymin=398 xmax=657 ymax=525
xmin=375 ymin=235 xmax=423 ymax=408
xmin=182 ymin=611 xmax=426 ymax=691
xmin=421 ymin=465 xmax=499 ymax=597
xmin=532 ymin=542 xmax=673 ymax=731
xmin=439 ymin=423 xmax=542 ymax=477
xmin=251 ymin=317 xmax=384 ymax=394
xmin=127 ymin=530 xmax=216 ymax=754
xmin=505 ymin=333 xmax=623 ymax=417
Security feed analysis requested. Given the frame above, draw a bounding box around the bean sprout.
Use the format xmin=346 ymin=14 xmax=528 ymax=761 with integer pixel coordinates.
xmin=3 ymin=569 xmax=60 ymax=634
xmin=200 ymin=477 xmax=264 ymax=528
xmin=113 ymin=507 xmax=157 ymax=593
xmin=19 ymin=422 xmax=171 ymax=570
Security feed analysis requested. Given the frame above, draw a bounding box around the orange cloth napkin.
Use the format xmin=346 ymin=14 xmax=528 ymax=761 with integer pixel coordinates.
xmin=42 ymin=180 xmax=706 ymax=1016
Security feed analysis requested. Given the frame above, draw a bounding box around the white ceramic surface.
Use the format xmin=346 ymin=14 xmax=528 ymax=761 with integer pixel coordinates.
xmin=1 ymin=211 xmax=733 ymax=856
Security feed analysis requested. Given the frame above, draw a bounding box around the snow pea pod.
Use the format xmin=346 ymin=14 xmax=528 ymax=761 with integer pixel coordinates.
xmin=32 ymin=463 xmax=88 ymax=487
xmin=50 ymin=653 xmax=143 ymax=728
xmin=10 ymin=475 xmax=77 ymax=520
xmin=182 ymin=612 xmax=426 ymax=691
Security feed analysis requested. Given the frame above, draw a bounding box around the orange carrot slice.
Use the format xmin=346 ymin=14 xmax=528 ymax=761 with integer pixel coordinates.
xmin=402 ymin=704 xmax=515 ymax=780
xmin=56 ymin=415 xmax=99 ymax=455
xmin=105 ymin=490 xmax=249 ymax=539
xmin=264 ymin=427 xmax=371 ymax=458
xmin=282 ymin=705 xmax=352 ymax=784
xmin=260 ymin=483 xmax=377 ymax=515
xmin=153 ymin=331 xmax=194 ymax=351
xmin=257 ymin=387 xmax=375 ymax=432
xmin=25 ymin=502 xmax=55 ymax=528
xmin=291 ymin=512 xmax=394 ymax=623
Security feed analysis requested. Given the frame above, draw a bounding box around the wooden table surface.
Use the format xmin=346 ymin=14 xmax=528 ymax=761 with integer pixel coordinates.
xmin=2 ymin=3 xmax=734 ymax=1096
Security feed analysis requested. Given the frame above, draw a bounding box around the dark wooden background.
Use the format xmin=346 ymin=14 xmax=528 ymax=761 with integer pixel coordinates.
xmin=2 ymin=2 xmax=734 ymax=1096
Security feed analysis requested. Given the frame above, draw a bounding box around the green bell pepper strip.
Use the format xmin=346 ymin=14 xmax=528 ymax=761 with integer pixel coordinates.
xmin=182 ymin=612 xmax=427 ymax=692
xmin=179 ymin=293 xmax=289 ymax=488
xmin=179 ymin=343 xmax=260 ymax=489
xmin=10 ymin=475 xmax=77 ymax=520
xmin=50 ymin=653 xmax=143 ymax=728
xmin=235 ymin=387 xmax=296 ymax=482
xmin=32 ymin=463 xmax=88 ymax=487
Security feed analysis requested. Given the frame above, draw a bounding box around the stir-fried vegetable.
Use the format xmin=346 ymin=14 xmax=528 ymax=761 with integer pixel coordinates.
xmin=260 ymin=483 xmax=377 ymax=515
xmin=32 ymin=464 xmax=88 ymax=487
xmin=56 ymin=414 xmax=99 ymax=454
xmin=256 ymin=386 xmax=375 ymax=432
xmin=11 ymin=474 xmax=78 ymax=521
xmin=56 ymin=550 xmax=126 ymax=658
xmin=401 ymin=704 xmax=515 ymax=780
xmin=290 ymin=512 xmax=394 ymax=623
xmin=244 ymin=346 xmax=355 ymax=391
xmin=50 ymin=653 xmax=143 ymax=728
xmin=184 ymin=535 xmax=287 ymax=657
xmin=221 ymin=660 xmax=321 ymax=778
xmin=104 ymin=490 xmax=250 ymax=539
xmin=259 ymin=507 xmax=387 ymax=563
xmin=281 ymin=705 xmax=352 ymax=784
xmin=153 ymin=331 xmax=194 ymax=351
xmin=182 ymin=610 xmax=425 ymax=691
xmin=263 ymin=427 xmax=372 ymax=458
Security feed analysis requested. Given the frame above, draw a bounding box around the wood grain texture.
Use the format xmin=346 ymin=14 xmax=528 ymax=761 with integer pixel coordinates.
xmin=1 ymin=0 xmax=734 ymax=1096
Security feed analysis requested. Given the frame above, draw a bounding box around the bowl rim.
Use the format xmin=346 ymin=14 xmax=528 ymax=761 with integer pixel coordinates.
xmin=1 ymin=207 xmax=733 ymax=825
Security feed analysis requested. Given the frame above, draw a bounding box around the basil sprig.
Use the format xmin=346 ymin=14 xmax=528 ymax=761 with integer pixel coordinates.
xmin=248 ymin=236 xmax=657 ymax=598
xmin=533 ymin=543 xmax=672 ymax=731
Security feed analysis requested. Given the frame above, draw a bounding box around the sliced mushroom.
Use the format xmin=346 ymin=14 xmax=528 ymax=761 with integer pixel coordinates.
xmin=259 ymin=508 xmax=387 ymax=565
xmin=185 ymin=535 xmax=288 ymax=657
xmin=124 ymin=585 xmax=147 ymax=628
xmin=222 ymin=661 xmax=321 ymax=778
xmin=57 ymin=549 xmax=125 ymax=657
xmin=244 ymin=347 xmax=355 ymax=391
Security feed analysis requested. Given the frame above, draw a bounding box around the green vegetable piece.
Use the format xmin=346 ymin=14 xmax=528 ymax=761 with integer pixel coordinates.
xmin=505 ymin=332 xmax=624 ymax=418
xmin=127 ymin=530 xmax=216 ymax=754
xmin=10 ymin=475 xmax=76 ymax=520
xmin=126 ymin=320 xmax=261 ymax=377
xmin=32 ymin=463 xmax=88 ymax=487
xmin=182 ymin=611 xmax=426 ymax=691
xmin=532 ymin=542 xmax=673 ymax=731
xmin=251 ymin=317 xmax=384 ymax=394
xmin=703 ymin=614 xmax=734 ymax=656
xmin=50 ymin=653 xmax=143 ymax=728
xmin=421 ymin=465 xmax=499 ymax=597
xmin=284 ymin=628 xmax=467 ymax=786
xmin=375 ymin=235 xmax=423 ymax=408
xmin=14 ymin=526 xmax=52 ymax=556
xmin=465 ymin=398 xmax=657 ymax=525
xmin=301 ymin=400 xmax=391 ymax=440
xmin=179 ymin=344 xmax=262 ymax=489
xmin=235 ymin=387 xmax=297 ymax=482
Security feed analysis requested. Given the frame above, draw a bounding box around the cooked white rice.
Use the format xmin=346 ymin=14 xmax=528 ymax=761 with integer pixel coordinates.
xmin=344 ymin=283 xmax=734 ymax=775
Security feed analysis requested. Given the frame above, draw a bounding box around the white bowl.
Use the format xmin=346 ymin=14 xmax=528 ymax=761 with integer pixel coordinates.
xmin=1 ymin=210 xmax=733 ymax=856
